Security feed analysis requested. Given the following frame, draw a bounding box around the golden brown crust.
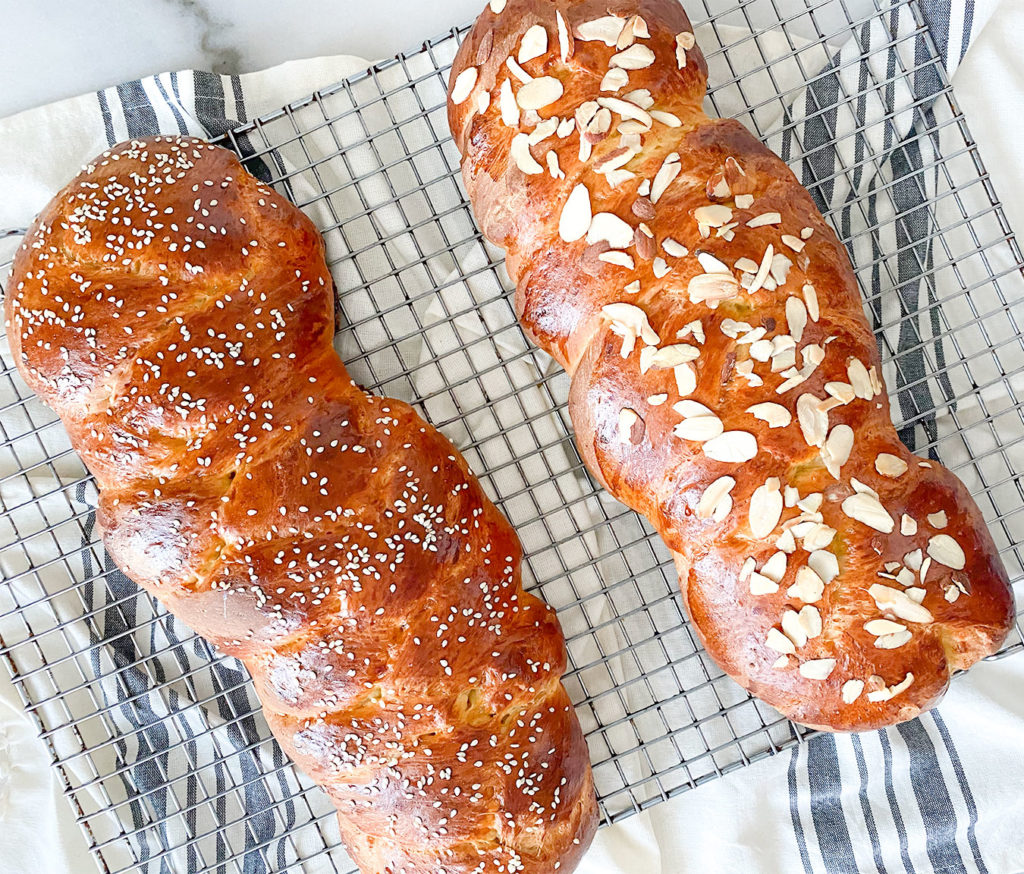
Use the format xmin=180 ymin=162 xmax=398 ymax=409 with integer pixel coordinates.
xmin=5 ymin=136 xmax=597 ymax=873
xmin=448 ymin=0 xmax=1014 ymax=731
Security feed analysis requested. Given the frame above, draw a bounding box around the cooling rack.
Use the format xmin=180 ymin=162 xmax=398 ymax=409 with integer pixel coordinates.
xmin=2 ymin=0 xmax=1023 ymax=872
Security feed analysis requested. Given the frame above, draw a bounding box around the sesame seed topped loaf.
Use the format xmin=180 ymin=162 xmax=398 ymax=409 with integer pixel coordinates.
xmin=5 ymin=136 xmax=598 ymax=874
xmin=447 ymin=0 xmax=1015 ymax=731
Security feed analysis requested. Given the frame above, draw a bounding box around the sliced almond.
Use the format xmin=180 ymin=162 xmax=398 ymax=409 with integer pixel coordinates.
xmin=761 ymin=551 xmax=788 ymax=583
xmin=647 ymin=393 xmax=668 ymax=406
xmin=516 ymin=76 xmax=563 ymax=110
xmin=546 ymin=151 xmax=564 ymax=179
xmin=904 ymin=549 xmax=923 ymax=571
xmin=787 ymin=566 xmax=825 ymax=603
xmin=927 ymin=534 xmax=965 ymax=570
xmin=771 ymin=253 xmax=793 ymax=286
xmin=587 ymin=212 xmax=634 ymax=248
xmin=901 ymin=514 xmax=918 ymax=536
xmin=651 ymin=109 xmax=682 ymax=127
xmin=639 ymin=346 xmax=657 ymax=376
xmin=648 ymin=343 xmax=699 ymax=368
xmin=653 ymin=257 xmax=670 ymax=278
xmin=865 ymin=618 xmax=907 ymax=636
xmin=451 ymin=67 xmax=478 ymax=105
xmin=597 ymin=96 xmax=653 ymax=129
xmin=871 ymin=453 xmax=906 ymax=479
xmin=927 ymin=510 xmax=948 ymax=529
xmin=602 ymin=302 xmax=659 ymax=358
xmin=799 ymin=659 xmax=836 ymax=680
xmin=675 ymin=415 xmax=724 ymax=442
xmin=673 ymin=400 xmax=715 ymax=418
xmin=842 ymin=492 xmax=894 ymax=533
xmin=785 ymin=296 xmax=808 ymax=344
xmin=527 ymin=117 xmax=559 ymax=145
xmin=688 ymin=273 xmax=741 ymax=307
xmin=518 ymin=25 xmax=548 ymax=63
xmin=847 ymin=358 xmax=873 ymax=399
xmin=746 ymin=212 xmax=782 ymax=228
xmin=868 ymin=583 xmax=934 ymax=623
xmin=782 ymin=610 xmax=808 ymax=648
xmin=869 ymin=366 xmax=883 ymax=395
xmin=721 ymin=319 xmax=750 ymax=339
xmin=576 ymin=15 xmax=625 ymax=46
xmin=867 ymin=673 xmax=914 ymax=703
xmin=824 ymin=382 xmax=855 ymax=405
xmin=874 ymin=630 xmax=913 ymax=650
xmin=803 ymin=283 xmax=820 ymax=321
xmin=696 ymin=251 xmax=731 ymax=274
xmin=748 ymin=244 xmax=774 ymax=295
xmin=599 ymin=251 xmax=635 ymax=269
xmin=799 ymin=605 xmax=823 ymax=639
xmin=499 ymin=79 xmax=519 ymax=126
xmin=822 ymin=424 xmax=854 ymax=479
xmin=797 ymin=493 xmax=823 ymax=513
xmin=796 ymin=394 xmax=828 ymax=448
xmin=707 ymin=172 xmax=731 ymax=200
xmin=556 ymin=11 xmax=571 ymax=61
xmin=675 ymin=31 xmax=695 ymax=67
xmin=750 ymin=572 xmax=780 ymax=595
xmin=781 ymin=234 xmax=805 ymax=252
xmin=776 ymin=529 xmax=797 ymax=553
xmin=558 ymin=184 xmax=591 ymax=242
xmin=510 ymin=133 xmax=544 ymax=174
xmin=734 ymin=257 xmax=759 ymax=274
xmin=601 ymin=67 xmax=630 ymax=92
xmin=697 ymin=475 xmax=736 ymax=519
xmin=610 ymin=44 xmax=656 ymax=69
xmin=506 ymin=56 xmax=532 ymax=83
xmin=631 ymin=197 xmax=655 ymax=222
xmin=674 ymin=362 xmax=697 ymax=396
xmin=703 ymin=430 xmax=758 ymax=463
xmin=618 ymin=407 xmax=641 ymax=444
xmin=651 ymin=154 xmax=682 ymax=203
xmin=802 ymin=524 xmax=836 ymax=551
xmin=695 ymin=204 xmax=734 ymax=227
xmin=851 ymin=477 xmax=879 ymax=499
xmin=842 ymin=679 xmax=864 ymax=704
xmin=750 ymin=478 xmax=783 ymax=539
xmin=766 ymin=627 xmax=796 ymax=655
xmin=808 ymin=550 xmax=839 ymax=583
xmin=746 ymin=402 xmax=792 ymax=428
xmin=663 ymin=238 xmax=688 ymax=258
xmin=617 ymin=13 xmax=649 ymax=48
xmin=749 ymin=339 xmax=773 ymax=362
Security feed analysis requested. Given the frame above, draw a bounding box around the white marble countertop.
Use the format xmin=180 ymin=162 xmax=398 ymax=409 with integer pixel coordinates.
xmin=0 ymin=0 xmax=486 ymax=120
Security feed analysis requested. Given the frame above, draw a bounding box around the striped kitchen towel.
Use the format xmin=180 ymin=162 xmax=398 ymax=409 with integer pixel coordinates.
xmin=0 ymin=1 xmax=1022 ymax=874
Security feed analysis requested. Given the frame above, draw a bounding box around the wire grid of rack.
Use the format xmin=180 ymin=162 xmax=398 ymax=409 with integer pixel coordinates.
xmin=1 ymin=0 xmax=1023 ymax=871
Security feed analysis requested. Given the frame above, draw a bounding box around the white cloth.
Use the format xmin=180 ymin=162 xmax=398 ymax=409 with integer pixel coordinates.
xmin=1 ymin=3 xmax=1023 ymax=873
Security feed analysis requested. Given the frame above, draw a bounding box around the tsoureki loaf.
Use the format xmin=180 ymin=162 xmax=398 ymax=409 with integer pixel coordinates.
xmin=446 ymin=0 xmax=1014 ymax=731
xmin=5 ymin=136 xmax=598 ymax=874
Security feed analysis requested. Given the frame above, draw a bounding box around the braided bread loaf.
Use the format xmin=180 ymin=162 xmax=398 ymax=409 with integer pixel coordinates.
xmin=447 ymin=0 xmax=1015 ymax=731
xmin=5 ymin=136 xmax=597 ymax=873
